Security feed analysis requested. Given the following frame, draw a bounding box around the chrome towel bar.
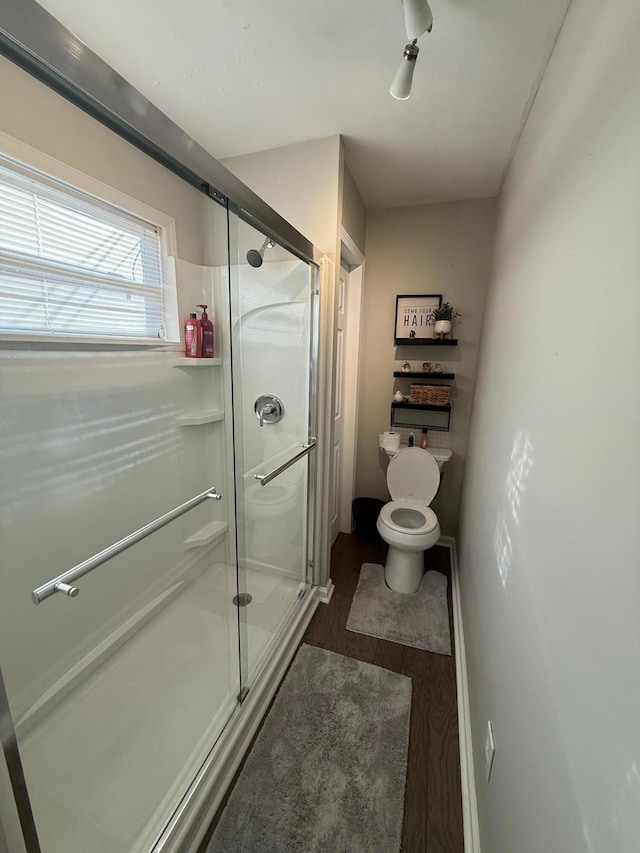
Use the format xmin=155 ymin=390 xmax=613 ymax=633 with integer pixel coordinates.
xmin=31 ymin=487 xmax=222 ymax=604
xmin=254 ymin=440 xmax=316 ymax=487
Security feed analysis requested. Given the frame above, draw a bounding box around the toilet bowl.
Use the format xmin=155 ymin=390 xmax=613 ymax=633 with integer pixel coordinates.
xmin=376 ymin=447 xmax=442 ymax=593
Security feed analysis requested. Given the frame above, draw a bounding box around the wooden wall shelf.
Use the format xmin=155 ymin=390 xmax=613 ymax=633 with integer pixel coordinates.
xmin=393 ymin=371 xmax=455 ymax=380
xmin=394 ymin=338 xmax=458 ymax=346
xmin=390 ymin=400 xmax=452 ymax=432
xmin=392 ymin=401 xmax=451 ymax=413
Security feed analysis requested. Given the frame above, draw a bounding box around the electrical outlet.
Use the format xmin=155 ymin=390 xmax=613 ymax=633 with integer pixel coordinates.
xmin=484 ymin=720 xmax=495 ymax=782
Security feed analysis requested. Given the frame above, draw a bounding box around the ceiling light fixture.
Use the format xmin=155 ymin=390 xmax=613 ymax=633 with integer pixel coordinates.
xmin=390 ymin=0 xmax=433 ymax=100
xmin=390 ymin=39 xmax=419 ymax=100
xmin=402 ymin=0 xmax=433 ymax=39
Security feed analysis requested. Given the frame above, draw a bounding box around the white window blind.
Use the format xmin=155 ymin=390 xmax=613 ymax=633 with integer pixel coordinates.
xmin=0 ymin=154 xmax=167 ymax=340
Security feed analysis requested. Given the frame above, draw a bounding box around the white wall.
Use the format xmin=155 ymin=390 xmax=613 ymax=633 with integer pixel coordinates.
xmin=458 ymin=0 xmax=640 ymax=850
xmin=341 ymin=163 xmax=367 ymax=253
xmin=222 ymin=135 xmax=342 ymax=257
xmin=355 ymin=199 xmax=497 ymax=535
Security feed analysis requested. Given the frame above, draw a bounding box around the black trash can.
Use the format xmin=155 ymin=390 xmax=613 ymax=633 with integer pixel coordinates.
xmin=352 ymin=497 xmax=385 ymax=542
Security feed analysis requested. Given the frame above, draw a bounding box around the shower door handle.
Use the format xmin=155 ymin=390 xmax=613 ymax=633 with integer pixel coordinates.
xmin=254 ymin=440 xmax=316 ymax=487
xmin=31 ymin=487 xmax=223 ymax=604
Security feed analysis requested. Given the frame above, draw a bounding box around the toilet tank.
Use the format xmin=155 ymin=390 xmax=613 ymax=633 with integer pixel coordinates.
xmin=424 ymin=447 xmax=452 ymax=470
xmin=384 ymin=446 xmax=452 ymax=470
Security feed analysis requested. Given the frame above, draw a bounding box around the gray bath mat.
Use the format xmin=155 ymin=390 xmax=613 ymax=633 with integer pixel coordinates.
xmin=347 ymin=563 xmax=452 ymax=655
xmin=207 ymin=643 xmax=411 ymax=852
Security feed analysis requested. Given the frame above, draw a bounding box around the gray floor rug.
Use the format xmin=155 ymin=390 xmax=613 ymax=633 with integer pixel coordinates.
xmin=207 ymin=643 xmax=411 ymax=853
xmin=346 ymin=563 xmax=452 ymax=655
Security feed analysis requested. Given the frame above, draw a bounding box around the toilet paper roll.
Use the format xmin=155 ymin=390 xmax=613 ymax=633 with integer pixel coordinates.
xmin=382 ymin=431 xmax=400 ymax=452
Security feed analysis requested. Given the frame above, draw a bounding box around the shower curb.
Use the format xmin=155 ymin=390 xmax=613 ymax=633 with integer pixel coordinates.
xmin=154 ymin=587 xmax=321 ymax=853
xmin=315 ymin=579 xmax=335 ymax=604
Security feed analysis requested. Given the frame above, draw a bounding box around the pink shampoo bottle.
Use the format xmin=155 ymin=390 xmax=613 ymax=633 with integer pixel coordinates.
xmin=198 ymin=304 xmax=214 ymax=358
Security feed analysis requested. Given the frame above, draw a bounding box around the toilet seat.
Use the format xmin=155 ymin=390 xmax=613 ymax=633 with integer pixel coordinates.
xmin=377 ymin=447 xmax=443 ymax=594
xmin=379 ymin=501 xmax=438 ymax=535
xmin=387 ymin=446 xmax=440 ymax=505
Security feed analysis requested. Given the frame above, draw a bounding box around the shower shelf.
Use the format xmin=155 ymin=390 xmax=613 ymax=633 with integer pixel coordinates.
xmin=175 ymin=411 xmax=224 ymax=426
xmin=173 ymin=357 xmax=223 ymax=367
xmin=183 ymin=520 xmax=228 ymax=550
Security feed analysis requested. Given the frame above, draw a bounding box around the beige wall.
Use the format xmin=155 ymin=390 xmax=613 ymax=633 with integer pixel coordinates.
xmin=0 ymin=56 xmax=203 ymax=265
xmin=355 ymin=199 xmax=497 ymax=535
xmin=222 ymin=135 xmax=342 ymax=257
xmin=341 ymin=163 xmax=367 ymax=253
xmin=458 ymin=0 xmax=640 ymax=849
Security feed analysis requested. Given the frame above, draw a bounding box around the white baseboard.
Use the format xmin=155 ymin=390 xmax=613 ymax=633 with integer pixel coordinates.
xmin=159 ymin=588 xmax=320 ymax=853
xmin=315 ymin=578 xmax=335 ymax=604
xmin=438 ymin=535 xmax=481 ymax=853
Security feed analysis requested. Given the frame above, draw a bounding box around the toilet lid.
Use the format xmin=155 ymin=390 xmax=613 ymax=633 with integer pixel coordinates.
xmin=387 ymin=446 xmax=440 ymax=506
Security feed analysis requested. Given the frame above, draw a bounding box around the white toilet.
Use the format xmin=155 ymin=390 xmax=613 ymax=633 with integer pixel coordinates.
xmin=376 ymin=446 xmax=443 ymax=594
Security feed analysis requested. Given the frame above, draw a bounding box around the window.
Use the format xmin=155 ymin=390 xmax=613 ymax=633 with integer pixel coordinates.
xmin=0 ymin=153 xmax=175 ymax=342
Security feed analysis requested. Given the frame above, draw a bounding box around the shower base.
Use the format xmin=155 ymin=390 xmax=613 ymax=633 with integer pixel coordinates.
xmin=17 ymin=562 xmax=305 ymax=853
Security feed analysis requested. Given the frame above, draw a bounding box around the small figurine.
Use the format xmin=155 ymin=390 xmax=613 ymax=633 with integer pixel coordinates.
xmin=422 ymin=362 xmax=432 ymax=373
xmin=401 ymin=361 xmax=411 ymax=372
xmin=433 ymin=362 xmax=443 ymax=374
xmin=409 ymin=330 xmax=416 ymax=339
xmin=394 ymin=390 xmax=404 ymax=402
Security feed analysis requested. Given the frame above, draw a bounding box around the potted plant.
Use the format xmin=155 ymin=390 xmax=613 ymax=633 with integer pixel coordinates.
xmin=432 ymin=302 xmax=461 ymax=338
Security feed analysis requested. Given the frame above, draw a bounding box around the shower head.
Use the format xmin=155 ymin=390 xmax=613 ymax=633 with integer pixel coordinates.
xmin=246 ymin=238 xmax=275 ymax=268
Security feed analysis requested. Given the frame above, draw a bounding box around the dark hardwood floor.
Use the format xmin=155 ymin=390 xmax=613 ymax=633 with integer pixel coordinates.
xmin=305 ymin=534 xmax=464 ymax=853
xmin=199 ymin=533 xmax=464 ymax=853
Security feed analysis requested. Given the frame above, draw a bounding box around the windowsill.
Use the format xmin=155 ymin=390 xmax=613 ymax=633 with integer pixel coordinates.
xmin=0 ymin=334 xmax=182 ymax=352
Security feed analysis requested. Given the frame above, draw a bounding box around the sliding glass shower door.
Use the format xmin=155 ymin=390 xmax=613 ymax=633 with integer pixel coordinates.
xmin=228 ymin=215 xmax=318 ymax=687
xmin=0 ymin=205 xmax=318 ymax=853
xmin=0 ymin=190 xmax=245 ymax=853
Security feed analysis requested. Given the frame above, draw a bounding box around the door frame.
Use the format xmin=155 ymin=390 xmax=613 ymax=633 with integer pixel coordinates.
xmin=337 ymin=227 xmax=365 ymax=534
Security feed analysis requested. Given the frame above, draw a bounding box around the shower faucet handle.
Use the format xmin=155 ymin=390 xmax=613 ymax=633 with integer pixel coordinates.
xmin=259 ymin=403 xmax=275 ymax=427
xmin=254 ymin=395 xmax=284 ymax=427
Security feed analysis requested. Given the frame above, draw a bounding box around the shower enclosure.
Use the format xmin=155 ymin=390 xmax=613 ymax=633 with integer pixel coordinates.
xmin=0 ymin=200 xmax=318 ymax=853
xmin=0 ymin=6 xmax=322 ymax=851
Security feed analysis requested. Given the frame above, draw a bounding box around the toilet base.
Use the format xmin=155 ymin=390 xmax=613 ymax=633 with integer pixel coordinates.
xmin=384 ymin=547 xmax=424 ymax=594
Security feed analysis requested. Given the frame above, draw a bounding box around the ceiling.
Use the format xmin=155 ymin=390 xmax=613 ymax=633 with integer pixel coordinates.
xmin=37 ymin=0 xmax=571 ymax=210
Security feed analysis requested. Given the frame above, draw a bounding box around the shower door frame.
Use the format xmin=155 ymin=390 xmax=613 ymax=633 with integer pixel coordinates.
xmin=0 ymin=3 xmax=328 ymax=851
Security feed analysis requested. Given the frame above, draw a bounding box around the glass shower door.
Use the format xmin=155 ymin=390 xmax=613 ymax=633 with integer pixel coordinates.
xmin=228 ymin=216 xmax=317 ymax=686
xmin=0 ymin=197 xmax=244 ymax=853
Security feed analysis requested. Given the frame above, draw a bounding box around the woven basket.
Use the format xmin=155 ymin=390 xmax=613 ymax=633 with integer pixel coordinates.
xmin=410 ymin=384 xmax=451 ymax=406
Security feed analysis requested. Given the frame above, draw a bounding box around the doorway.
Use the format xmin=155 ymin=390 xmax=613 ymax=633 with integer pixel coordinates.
xmin=329 ymin=229 xmax=365 ymax=544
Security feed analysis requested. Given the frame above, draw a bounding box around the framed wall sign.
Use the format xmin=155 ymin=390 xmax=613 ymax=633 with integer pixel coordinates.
xmin=394 ymin=294 xmax=442 ymax=343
